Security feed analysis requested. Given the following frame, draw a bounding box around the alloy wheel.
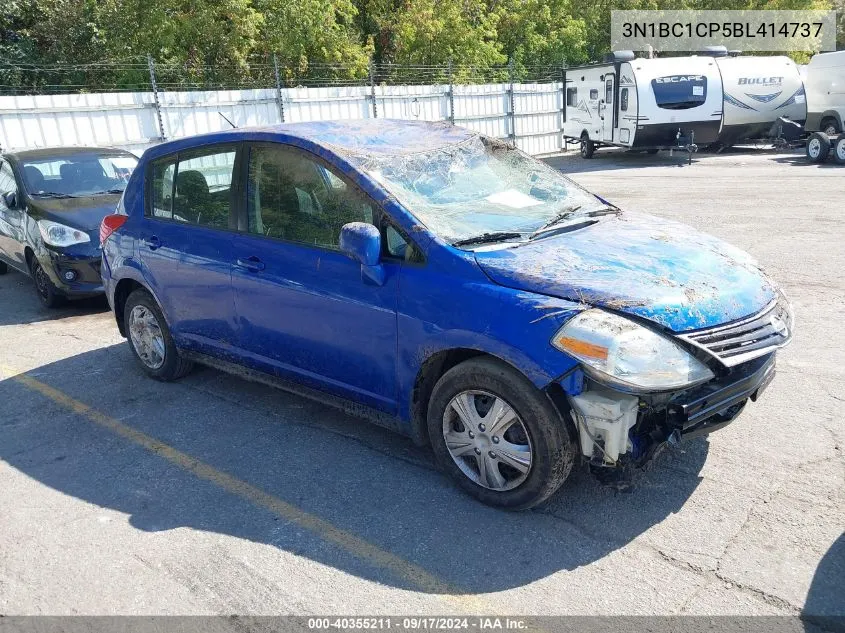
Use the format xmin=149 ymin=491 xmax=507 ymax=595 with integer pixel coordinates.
xmin=442 ymin=390 xmax=533 ymax=491
xmin=33 ymin=262 xmax=50 ymax=300
xmin=128 ymin=305 xmax=166 ymax=370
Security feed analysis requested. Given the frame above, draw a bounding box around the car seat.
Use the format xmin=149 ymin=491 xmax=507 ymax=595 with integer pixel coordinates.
xmin=23 ymin=166 xmax=46 ymax=193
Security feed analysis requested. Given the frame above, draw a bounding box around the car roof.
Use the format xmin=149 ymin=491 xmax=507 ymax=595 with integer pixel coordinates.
xmin=143 ymin=119 xmax=480 ymax=162
xmin=4 ymin=146 xmax=135 ymax=161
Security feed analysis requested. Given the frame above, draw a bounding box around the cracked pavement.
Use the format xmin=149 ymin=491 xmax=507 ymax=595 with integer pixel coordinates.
xmin=0 ymin=147 xmax=842 ymax=617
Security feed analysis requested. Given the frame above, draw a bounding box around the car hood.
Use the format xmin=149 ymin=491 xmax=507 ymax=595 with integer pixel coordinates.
xmin=473 ymin=212 xmax=778 ymax=333
xmin=27 ymin=195 xmax=121 ymax=232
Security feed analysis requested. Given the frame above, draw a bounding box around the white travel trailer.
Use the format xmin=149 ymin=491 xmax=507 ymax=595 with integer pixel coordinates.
xmin=714 ymin=55 xmax=807 ymax=146
xmin=562 ymin=52 xmax=723 ymax=158
xmin=804 ymin=50 xmax=845 ymax=136
xmin=803 ymin=50 xmax=845 ymax=164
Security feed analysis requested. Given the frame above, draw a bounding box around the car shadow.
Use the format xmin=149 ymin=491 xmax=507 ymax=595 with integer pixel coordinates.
xmin=803 ymin=532 xmax=845 ymax=632
xmin=770 ymin=155 xmax=843 ymax=168
xmin=0 ymin=268 xmax=109 ymax=326
xmin=0 ymin=344 xmax=709 ymax=594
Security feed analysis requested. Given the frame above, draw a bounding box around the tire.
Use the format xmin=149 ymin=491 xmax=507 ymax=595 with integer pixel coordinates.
xmin=580 ymin=134 xmax=595 ymax=159
xmin=821 ymin=118 xmax=840 ymax=137
xmin=29 ymin=258 xmax=65 ymax=308
xmin=806 ymin=132 xmax=830 ymax=163
xmin=832 ymin=135 xmax=845 ymax=165
xmin=0 ymin=261 xmax=7 ymax=275
xmin=427 ymin=357 xmax=575 ymax=510
xmin=124 ymin=288 xmax=193 ymax=381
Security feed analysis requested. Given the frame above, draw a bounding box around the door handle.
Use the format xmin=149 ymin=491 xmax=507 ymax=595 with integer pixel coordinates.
xmin=143 ymin=236 xmax=161 ymax=250
xmin=236 ymin=256 xmax=265 ymax=272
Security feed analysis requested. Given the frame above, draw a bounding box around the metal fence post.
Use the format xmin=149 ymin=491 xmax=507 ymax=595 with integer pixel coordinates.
xmin=147 ymin=54 xmax=166 ymax=141
xmin=507 ymin=59 xmax=516 ymax=145
xmin=560 ymin=66 xmax=567 ymax=151
xmin=273 ymin=54 xmax=286 ymax=123
xmin=369 ymin=59 xmax=378 ymax=118
xmin=447 ymin=59 xmax=455 ymax=124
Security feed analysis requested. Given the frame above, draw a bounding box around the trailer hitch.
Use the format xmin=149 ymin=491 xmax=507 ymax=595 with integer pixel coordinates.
xmin=675 ymin=129 xmax=698 ymax=165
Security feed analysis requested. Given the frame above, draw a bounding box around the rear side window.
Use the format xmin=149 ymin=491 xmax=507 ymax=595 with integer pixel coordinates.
xmin=566 ymin=88 xmax=577 ymax=106
xmin=651 ymin=75 xmax=707 ymax=110
xmin=147 ymin=146 xmax=237 ymax=230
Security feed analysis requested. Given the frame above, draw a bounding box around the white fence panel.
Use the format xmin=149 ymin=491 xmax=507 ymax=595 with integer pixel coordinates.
xmin=0 ymin=82 xmax=568 ymax=157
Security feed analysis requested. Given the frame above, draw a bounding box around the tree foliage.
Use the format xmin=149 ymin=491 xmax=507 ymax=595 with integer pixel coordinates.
xmin=0 ymin=0 xmax=839 ymax=91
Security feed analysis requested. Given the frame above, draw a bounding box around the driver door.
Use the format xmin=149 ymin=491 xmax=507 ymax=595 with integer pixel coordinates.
xmin=230 ymin=143 xmax=401 ymax=413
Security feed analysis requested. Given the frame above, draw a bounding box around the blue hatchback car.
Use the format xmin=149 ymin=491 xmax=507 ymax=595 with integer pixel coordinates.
xmin=101 ymin=120 xmax=793 ymax=509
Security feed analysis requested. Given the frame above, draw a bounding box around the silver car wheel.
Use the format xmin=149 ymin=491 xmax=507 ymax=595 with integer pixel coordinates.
xmin=808 ymin=138 xmax=821 ymax=159
xmin=442 ymin=390 xmax=533 ymax=491
xmin=128 ymin=305 xmax=166 ymax=370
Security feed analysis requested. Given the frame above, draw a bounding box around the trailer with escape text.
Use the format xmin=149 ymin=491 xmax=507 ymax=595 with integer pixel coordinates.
xmin=562 ymin=52 xmax=723 ymax=159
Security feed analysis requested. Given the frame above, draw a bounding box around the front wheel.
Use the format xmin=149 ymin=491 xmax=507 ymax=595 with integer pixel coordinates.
xmin=427 ymin=357 xmax=575 ymax=510
xmin=30 ymin=258 xmax=64 ymax=308
xmin=832 ymin=135 xmax=845 ymax=165
xmin=124 ymin=288 xmax=193 ymax=381
xmin=807 ymin=132 xmax=830 ymax=163
xmin=822 ymin=118 xmax=840 ymax=137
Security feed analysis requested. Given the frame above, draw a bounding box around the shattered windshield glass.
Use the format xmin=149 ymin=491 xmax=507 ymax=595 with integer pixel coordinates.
xmin=348 ymin=136 xmax=607 ymax=246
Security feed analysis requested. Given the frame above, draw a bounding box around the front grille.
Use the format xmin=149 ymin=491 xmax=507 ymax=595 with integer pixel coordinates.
xmin=679 ymin=297 xmax=793 ymax=367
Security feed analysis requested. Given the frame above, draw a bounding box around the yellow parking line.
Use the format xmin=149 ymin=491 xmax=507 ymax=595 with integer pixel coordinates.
xmin=0 ymin=364 xmax=492 ymax=611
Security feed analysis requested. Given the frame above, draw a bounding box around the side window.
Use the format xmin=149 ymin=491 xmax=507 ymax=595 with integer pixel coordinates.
xmin=566 ymin=88 xmax=577 ymax=107
xmin=246 ymin=144 xmax=376 ymax=250
xmin=146 ymin=147 xmax=236 ymax=230
xmin=605 ymin=80 xmax=613 ymax=104
xmin=173 ymin=149 xmax=236 ymax=229
xmin=384 ymin=223 xmax=423 ymax=263
xmin=149 ymin=158 xmax=176 ymax=219
xmin=621 ymin=88 xmax=629 ymax=111
xmin=0 ymin=161 xmax=17 ymax=196
xmin=589 ymin=89 xmax=599 ymax=100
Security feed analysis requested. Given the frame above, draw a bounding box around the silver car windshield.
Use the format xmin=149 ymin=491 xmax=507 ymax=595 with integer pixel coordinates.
xmin=351 ymin=136 xmax=607 ymax=245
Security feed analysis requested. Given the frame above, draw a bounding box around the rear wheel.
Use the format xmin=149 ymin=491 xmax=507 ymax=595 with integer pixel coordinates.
xmin=580 ymin=133 xmax=595 ymax=159
xmin=832 ymin=135 xmax=845 ymax=165
xmin=29 ymin=258 xmax=64 ymax=308
xmin=821 ymin=118 xmax=840 ymax=137
xmin=807 ymin=132 xmax=830 ymax=163
xmin=427 ymin=357 xmax=575 ymax=510
xmin=124 ymin=288 xmax=193 ymax=381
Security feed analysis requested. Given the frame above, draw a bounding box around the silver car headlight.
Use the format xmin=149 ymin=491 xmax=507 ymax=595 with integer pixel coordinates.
xmin=552 ymin=309 xmax=714 ymax=391
xmin=38 ymin=220 xmax=91 ymax=247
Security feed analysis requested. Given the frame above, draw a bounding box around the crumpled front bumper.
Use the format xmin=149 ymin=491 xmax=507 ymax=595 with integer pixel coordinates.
xmin=668 ymin=353 xmax=776 ymax=437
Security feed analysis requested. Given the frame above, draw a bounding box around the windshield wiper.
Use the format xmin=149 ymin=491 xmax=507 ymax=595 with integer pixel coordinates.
xmin=88 ymin=189 xmax=125 ymax=195
xmin=452 ymin=232 xmax=523 ymax=247
xmin=32 ymin=191 xmax=76 ymax=199
xmin=529 ymin=205 xmax=620 ymax=241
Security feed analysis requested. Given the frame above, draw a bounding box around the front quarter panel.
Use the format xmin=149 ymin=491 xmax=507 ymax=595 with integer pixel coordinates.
xmin=395 ymin=248 xmax=584 ymax=421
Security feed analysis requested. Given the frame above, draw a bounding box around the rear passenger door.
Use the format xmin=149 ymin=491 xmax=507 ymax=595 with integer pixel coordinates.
xmin=140 ymin=144 xmax=241 ymax=352
xmin=230 ymin=143 xmax=409 ymax=413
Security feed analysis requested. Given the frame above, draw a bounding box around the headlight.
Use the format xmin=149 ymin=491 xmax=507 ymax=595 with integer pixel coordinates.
xmin=552 ymin=309 xmax=714 ymax=391
xmin=38 ymin=220 xmax=91 ymax=247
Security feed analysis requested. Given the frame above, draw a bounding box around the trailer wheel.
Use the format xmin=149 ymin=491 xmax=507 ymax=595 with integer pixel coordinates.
xmin=580 ymin=133 xmax=595 ymax=159
xmin=806 ymin=132 xmax=830 ymax=163
xmin=833 ymin=135 xmax=845 ymax=165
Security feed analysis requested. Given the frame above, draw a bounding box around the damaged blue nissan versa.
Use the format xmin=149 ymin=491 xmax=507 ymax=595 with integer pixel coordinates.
xmin=101 ymin=119 xmax=793 ymax=509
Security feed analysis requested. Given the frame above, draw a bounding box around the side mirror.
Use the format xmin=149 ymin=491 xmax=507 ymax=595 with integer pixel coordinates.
xmin=1 ymin=191 xmax=17 ymax=209
xmin=339 ymin=222 xmax=385 ymax=286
